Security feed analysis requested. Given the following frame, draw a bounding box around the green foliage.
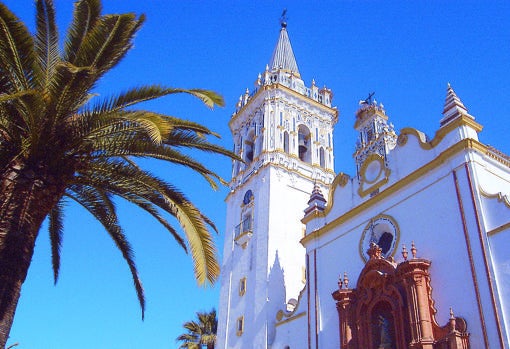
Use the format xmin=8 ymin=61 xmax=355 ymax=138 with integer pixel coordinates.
xmin=177 ymin=309 xmax=218 ymax=349
xmin=0 ymin=0 xmax=235 ymax=322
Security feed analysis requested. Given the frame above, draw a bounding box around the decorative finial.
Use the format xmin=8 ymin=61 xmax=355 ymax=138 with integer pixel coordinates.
xmin=343 ymin=272 xmax=349 ymax=289
xmin=338 ymin=275 xmax=343 ymax=290
xmin=411 ymin=241 xmax=417 ymax=259
xmin=440 ymin=82 xmax=473 ymax=126
xmin=367 ymin=242 xmax=383 ymax=259
xmin=449 ymin=307 xmax=457 ymax=331
xmin=401 ymin=244 xmax=408 ymax=261
xmin=280 ymin=9 xmax=288 ymax=28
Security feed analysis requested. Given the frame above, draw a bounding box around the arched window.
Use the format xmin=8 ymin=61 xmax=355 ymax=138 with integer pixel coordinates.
xmin=371 ymin=301 xmax=396 ymax=349
xmin=244 ymin=141 xmax=253 ymax=162
xmin=243 ymin=190 xmax=254 ymax=205
xmin=235 ymin=190 xmax=255 ymax=244
xmin=283 ymin=131 xmax=290 ymax=154
xmin=319 ymin=147 xmax=325 ymax=168
xmin=297 ymin=125 xmax=311 ymax=163
xmin=244 ymin=130 xmax=256 ymax=164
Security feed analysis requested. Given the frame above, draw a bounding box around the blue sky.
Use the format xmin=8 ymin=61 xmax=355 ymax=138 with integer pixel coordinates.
xmin=5 ymin=1 xmax=510 ymax=348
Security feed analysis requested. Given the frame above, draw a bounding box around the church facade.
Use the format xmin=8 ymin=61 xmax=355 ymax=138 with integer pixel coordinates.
xmin=216 ymin=20 xmax=510 ymax=349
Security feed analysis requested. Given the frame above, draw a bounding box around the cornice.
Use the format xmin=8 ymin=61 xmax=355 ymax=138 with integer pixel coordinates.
xmin=354 ymin=107 xmax=388 ymax=129
xmin=229 ymin=88 xmax=265 ymax=127
xmin=301 ymin=209 xmax=326 ymax=224
xmin=229 ymin=84 xmax=338 ymax=131
xmin=275 ymin=311 xmax=306 ymax=327
xmin=271 ymin=83 xmax=338 ymax=116
xmin=479 ymin=187 xmax=510 ymax=209
xmin=226 ymin=151 xmax=335 ymax=201
xmin=485 ymin=146 xmax=510 ymax=168
xmin=301 ymin=138 xmax=488 ymax=246
xmin=399 ymin=114 xmax=483 ymax=150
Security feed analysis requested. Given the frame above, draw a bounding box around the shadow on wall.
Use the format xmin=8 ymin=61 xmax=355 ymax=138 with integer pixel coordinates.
xmin=267 ymin=250 xmax=286 ymax=345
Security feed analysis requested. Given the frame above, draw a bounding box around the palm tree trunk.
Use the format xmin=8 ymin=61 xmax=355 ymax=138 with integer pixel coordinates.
xmin=0 ymin=162 xmax=63 ymax=348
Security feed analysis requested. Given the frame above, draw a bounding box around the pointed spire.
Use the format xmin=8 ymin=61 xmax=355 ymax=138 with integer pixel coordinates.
xmin=268 ymin=19 xmax=300 ymax=77
xmin=304 ymin=182 xmax=327 ymax=216
xmin=307 ymin=182 xmax=327 ymax=205
xmin=440 ymin=83 xmax=474 ymax=126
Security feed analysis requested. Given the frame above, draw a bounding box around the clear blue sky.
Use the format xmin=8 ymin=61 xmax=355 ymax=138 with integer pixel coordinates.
xmin=5 ymin=1 xmax=510 ymax=348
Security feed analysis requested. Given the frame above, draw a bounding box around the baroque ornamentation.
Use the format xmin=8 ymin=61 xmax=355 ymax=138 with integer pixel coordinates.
xmin=332 ymin=243 xmax=470 ymax=349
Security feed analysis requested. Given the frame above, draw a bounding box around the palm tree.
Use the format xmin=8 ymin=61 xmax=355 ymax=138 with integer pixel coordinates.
xmin=177 ymin=309 xmax=217 ymax=349
xmin=0 ymin=0 xmax=235 ymax=346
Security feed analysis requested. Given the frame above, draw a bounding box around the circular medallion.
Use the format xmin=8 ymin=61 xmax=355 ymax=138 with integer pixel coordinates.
xmin=359 ymin=215 xmax=399 ymax=262
xmin=359 ymin=154 xmax=385 ymax=185
xmin=364 ymin=159 xmax=382 ymax=183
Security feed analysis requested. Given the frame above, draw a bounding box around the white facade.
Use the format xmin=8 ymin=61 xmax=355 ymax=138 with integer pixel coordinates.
xmin=216 ymin=21 xmax=337 ymax=349
xmin=271 ymin=87 xmax=510 ymax=349
xmin=217 ymin=21 xmax=510 ymax=349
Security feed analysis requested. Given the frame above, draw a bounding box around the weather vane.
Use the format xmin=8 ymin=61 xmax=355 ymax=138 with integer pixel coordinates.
xmin=280 ymin=9 xmax=287 ymax=28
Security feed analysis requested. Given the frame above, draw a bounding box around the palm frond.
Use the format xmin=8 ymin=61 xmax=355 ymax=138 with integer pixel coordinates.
xmin=64 ymin=0 xmax=101 ymax=63
xmin=90 ymin=86 xmax=183 ymax=114
xmin=163 ymin=128 xmax=238 ymax=159
xmin=87 ymin=139 xmax=225 ymax=190
xmin=172 ymin=88 xmax=225 ymax=109
xmin=72 ymin=183 xmax=188 ymax=251
xmin=78 ymin=159 xmax=219 ymax=284
xmin=48 ymin=198 xmax=64 ymax=284
xmin=0 ymin=90 xmax=38 ymax=105
xmin=173 ymin=200 xmax=219 ymax=285
xmin=177 ymin=309 xmax=217 ymax=348
xmin=0 ymin=3 xmax=35 ymax=92
xmin=199 ymin=214 xmax=218 ymax=234
xmin=73 ymin=13 xmax=144 ymax=78
xmin=125 ymin=112 xmax=173 ymax=144
xmin=34 ymin=0 xmax=60 ymax=91
xmin=51 ymin=61 xmax=95 ymax=121
xmin=66 ymin=185 xmax=145 ymax=319
xmin=0 ymin=90 xmax=38 ymax=143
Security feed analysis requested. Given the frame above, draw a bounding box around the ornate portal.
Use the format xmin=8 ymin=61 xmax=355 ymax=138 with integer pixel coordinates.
xmin=333 ymin=243 xmax=470 ymax=349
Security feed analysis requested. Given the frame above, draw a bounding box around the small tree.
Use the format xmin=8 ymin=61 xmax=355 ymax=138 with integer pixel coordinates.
xmin=177 ymin=309 xmax=217 ymax=349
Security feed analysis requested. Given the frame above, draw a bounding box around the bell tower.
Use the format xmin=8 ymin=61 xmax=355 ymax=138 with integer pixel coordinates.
xmin=354 ymin=94 xmax=397 ymax=177
xmin=216 ymin=18 xmax=338 ymax=349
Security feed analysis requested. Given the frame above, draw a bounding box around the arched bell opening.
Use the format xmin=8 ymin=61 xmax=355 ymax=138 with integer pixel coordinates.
xmin=243 ymin=130 xmax=256 ymax=164
xmin=283 ymin=131 xmax=290 ymax=154
xmin=298 ymin=125 xmax=311 ymax=163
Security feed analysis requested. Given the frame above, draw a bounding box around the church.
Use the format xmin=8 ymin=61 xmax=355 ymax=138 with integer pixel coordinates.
xmin=216 ymin=18 xmax=510 ymax=349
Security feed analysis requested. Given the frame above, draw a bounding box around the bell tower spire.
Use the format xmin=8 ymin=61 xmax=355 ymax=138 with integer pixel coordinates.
xmin=269 ymin=10 xmax=300 ymax=77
